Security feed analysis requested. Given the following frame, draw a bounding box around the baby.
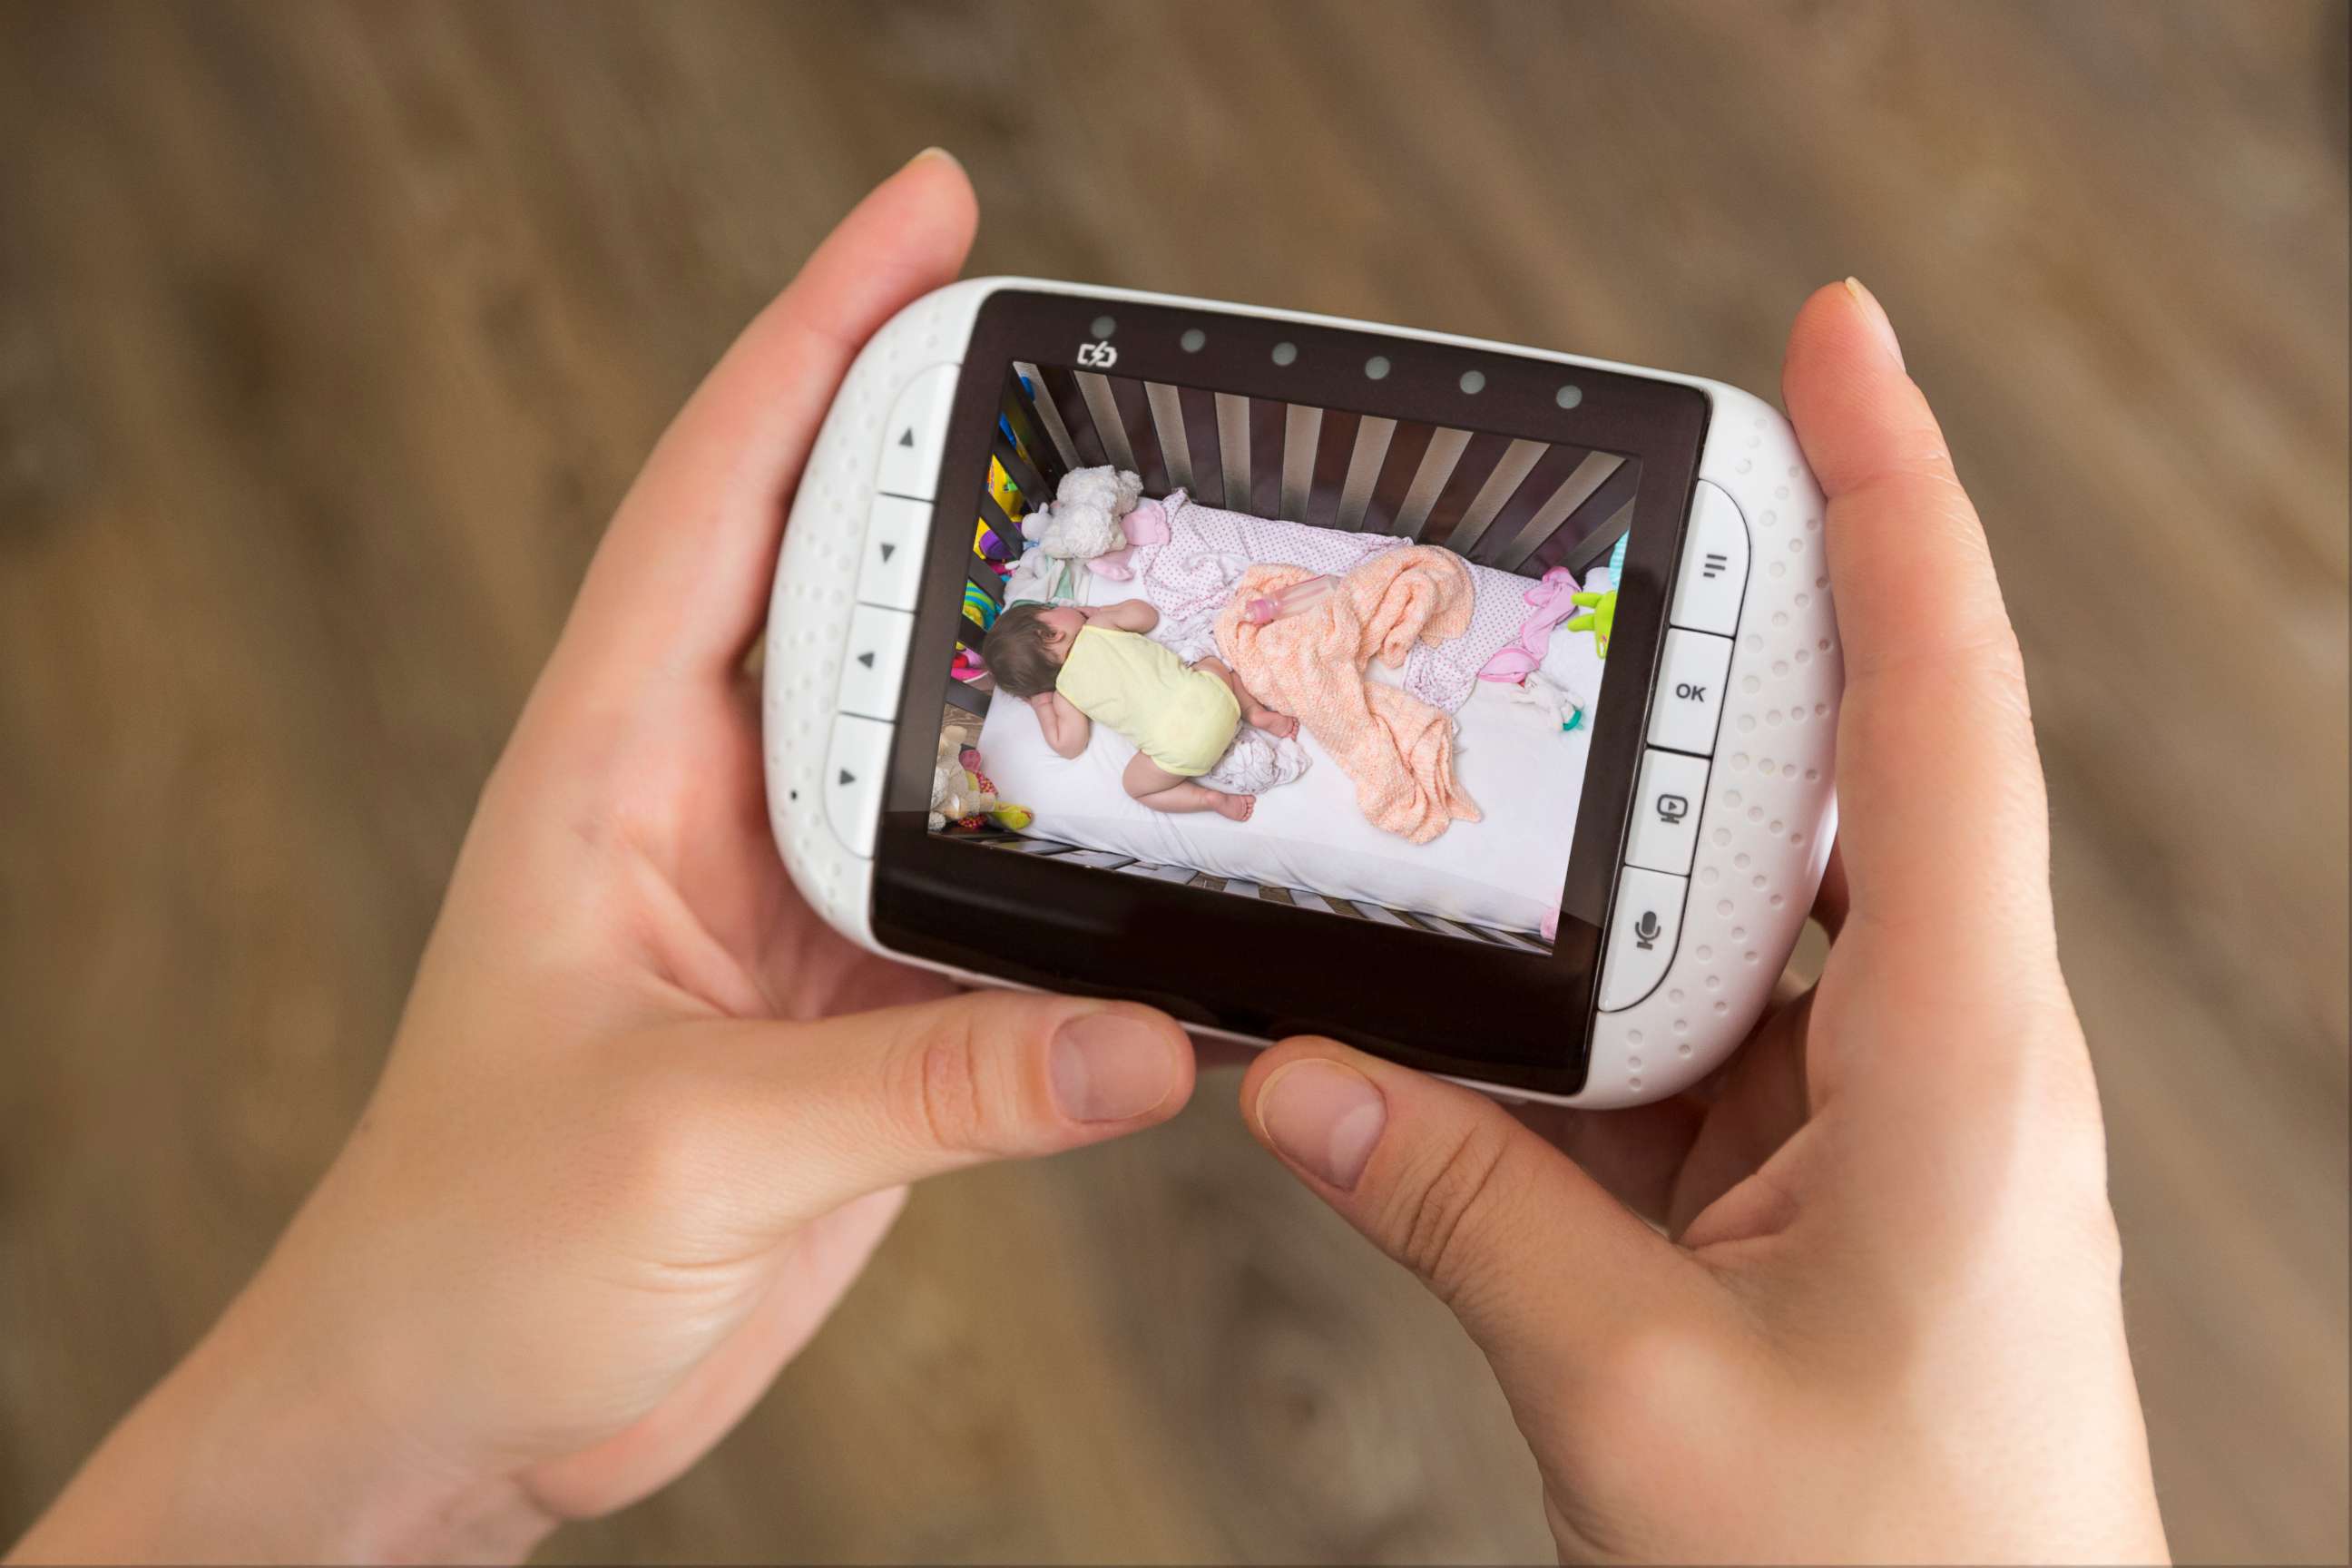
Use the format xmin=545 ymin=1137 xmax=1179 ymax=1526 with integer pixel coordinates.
xmin=983 ymin=600 xmax=1295 ymax=821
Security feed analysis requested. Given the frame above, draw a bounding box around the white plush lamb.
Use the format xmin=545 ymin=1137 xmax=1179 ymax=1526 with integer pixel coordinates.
xmin=1021 ymin=465 xmax=1144 ymax=564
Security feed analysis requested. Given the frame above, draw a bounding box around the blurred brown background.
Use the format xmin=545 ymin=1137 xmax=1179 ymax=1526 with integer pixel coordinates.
xmin=1 ymin=3 xmax=2345 ymax=1563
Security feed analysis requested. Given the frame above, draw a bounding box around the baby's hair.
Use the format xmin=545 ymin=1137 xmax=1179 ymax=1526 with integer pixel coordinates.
xmin=982 ymin=603 xmax=1063 ymax=698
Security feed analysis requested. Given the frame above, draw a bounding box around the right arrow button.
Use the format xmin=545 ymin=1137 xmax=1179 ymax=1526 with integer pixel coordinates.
xmin=824 ymin=712 xmax=894 ymax=859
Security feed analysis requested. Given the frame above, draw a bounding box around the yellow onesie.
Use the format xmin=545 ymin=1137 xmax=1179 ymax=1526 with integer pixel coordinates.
xmin=1055 ymin=624 xmax=1240 ymax=779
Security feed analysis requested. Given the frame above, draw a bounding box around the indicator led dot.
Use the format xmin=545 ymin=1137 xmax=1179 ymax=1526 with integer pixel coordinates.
xmin=1459 ymin=369 xmax=1486 ymax=394
xmin=1271 ymin=341 xmax=1298 ymax=367
xmin=1555 ymin=383 xmax=1583 ymax=408
xmin=1179 ymin=328 xmax=1206 ymax=352
xmin=1090 ymin=314 xmax=1116 ymax=338
xmin=1364 ymin=355 xmax=1391 ymax=380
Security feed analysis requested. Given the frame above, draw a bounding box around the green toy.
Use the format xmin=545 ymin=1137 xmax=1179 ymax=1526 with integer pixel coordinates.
xmin=1567 ymin=587 xmax=1617 ymax=658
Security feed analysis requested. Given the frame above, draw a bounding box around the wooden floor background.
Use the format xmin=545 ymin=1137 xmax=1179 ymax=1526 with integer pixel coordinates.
xmin=1 ymin=4 xmax=2344 ymax=1562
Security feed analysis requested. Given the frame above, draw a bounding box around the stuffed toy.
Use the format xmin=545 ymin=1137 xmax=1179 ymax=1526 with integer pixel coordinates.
xmin=1021 ymin=465 xmax=1142 ymax=561
xmin=927 ymin=734 xmax=1033 ymax=832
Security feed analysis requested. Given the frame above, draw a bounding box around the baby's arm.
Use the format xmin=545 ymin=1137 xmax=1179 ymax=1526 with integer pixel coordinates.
xmin=1086 ymin=598 xmax=1160 ymax=634
xmin=1029 ymin=691 xmax=1092 ymax=759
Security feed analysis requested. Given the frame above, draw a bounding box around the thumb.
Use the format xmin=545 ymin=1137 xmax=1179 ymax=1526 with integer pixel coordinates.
xmin=660 ymin=993 xmax=1194 ymax=1230
xmin=1240 ymin=1039 xmax=1707 ymax=1380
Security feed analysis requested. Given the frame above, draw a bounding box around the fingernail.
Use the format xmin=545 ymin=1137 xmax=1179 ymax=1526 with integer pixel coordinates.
xmin=1842 ymin=277 xmax=1905 ymax=370
xmin=906 ymin=145 xmax=963 ymax=175
xmin=1257 ymin=1059 xmax=1387 ymax=1191
xmin=1052 ymin=1012 xmax=1177 ymax=1122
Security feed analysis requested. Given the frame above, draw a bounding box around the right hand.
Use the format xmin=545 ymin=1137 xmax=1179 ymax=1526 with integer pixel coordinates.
xmin=1240 ymin=281 xmax=2170 ymax=1563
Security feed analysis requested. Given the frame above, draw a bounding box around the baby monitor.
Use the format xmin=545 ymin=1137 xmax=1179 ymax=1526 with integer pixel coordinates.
xmin=763 ymin=281 xmax=1839 ymax=1107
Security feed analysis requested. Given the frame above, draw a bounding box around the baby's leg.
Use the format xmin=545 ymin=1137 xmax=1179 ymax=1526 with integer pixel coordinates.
xmin=1193 ymin=655 xmax=1298 ymax=740
xmin=1122 ymin=752 xmax=1254 ymax=821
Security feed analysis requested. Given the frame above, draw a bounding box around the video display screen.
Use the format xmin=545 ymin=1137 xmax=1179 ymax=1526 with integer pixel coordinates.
xmin=925 ymin=346 xmax=1640 ymax=953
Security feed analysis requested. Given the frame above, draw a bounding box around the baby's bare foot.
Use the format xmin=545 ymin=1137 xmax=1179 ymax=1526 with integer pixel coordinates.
xmin=1248 ymin=706 xmax=1298 ymax=740
xmin=1209 ymin=791 xmax=1256 ymax=822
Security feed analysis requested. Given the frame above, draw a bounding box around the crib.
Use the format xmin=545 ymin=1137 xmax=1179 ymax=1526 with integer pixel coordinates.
xmin=946 ymin=364 xmax=1630 ymax=946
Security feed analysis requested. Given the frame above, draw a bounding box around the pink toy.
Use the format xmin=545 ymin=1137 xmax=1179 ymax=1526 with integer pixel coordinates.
xmin=1085 ymin=495 xmax=1171 ymax=581
xmin=1477 ymin=565 xmax=1582 ymax=684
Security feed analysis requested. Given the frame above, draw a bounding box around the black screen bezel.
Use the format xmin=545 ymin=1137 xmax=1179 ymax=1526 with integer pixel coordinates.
xmin=867 ymin=289 xmax=1708 ymax=1097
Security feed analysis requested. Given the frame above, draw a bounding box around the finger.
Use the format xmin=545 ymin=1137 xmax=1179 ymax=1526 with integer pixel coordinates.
xmin=558 ymin=149 xmax=978 ymax=687
xmin=1662 ymin=988 xmax=1817 ymax=1240
xmin=1504 ymin=1094 xmax=1705 ymax=1229
xmin=1812 ymin=838 xmax=1848 ymax=937
xmin=1783 ymin=280 xmax=2055 ymax=962
xmin=654 ymin=993 xmax=1193 ymax=1230
xmin=1240 ymin=1038 xmax=1707 ymax=1384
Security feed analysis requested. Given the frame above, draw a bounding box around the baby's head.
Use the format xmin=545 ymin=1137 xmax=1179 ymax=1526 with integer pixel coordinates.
xmin=982 ymin=603 xmax=1086 ymax=697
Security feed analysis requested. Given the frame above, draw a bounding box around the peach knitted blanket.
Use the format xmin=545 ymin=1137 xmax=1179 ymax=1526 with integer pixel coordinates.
xmin=1212 ymin=546 xmax=1483 ymax=844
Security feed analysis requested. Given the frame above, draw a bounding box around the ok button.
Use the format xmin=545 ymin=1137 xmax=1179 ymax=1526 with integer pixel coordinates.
xmin=1648 ymin=628 xmax=1733 ymax=755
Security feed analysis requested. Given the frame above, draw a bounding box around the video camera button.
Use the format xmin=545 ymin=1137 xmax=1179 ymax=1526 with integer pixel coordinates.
xmin=824 ymin=713 xmax=893 ymax=859
xmin=1598 ymin=866 xmax=1686 ymax=1013
xmin=1647 ymin=627 xmax=1733 ymax=755
xmin=1625 ymin=748 xmax=1710 ymax=876
xmin=876 ymin=364 xmax=959 ymax=501
xmin=858 ymin=494 xmax=931 ymax=611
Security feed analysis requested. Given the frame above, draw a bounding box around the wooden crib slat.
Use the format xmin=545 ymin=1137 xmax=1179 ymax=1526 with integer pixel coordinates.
xmin=1014 ymin=361 xmax=1083 ymax=470
xmin=1439 ymin=437 xmax=1550 ymax=557
xmin=1487 ymin=452 xmax=1624 ymax=572
xmin=1073 ymin=371 xmax=1137 ymax=475
xmin=999 ymin=374 xmax=1070 ymax=493
xmin=1534 ymin=463 xmax=1642 ymax=577
xmin=1214 ymin=393 xmax=1251 ymax=512
xmin=1334 ymin=416 xmax=1397 ymax=531
xmin=992 ymin=430 xmax=1051 ymax=514
xmin=1118 ymin=862 xmax=1199 ymax=883
xmin=975 ymin=493 xmax=1019 ymax=564
xmin=1144 ymin=381 xmax=1194 ymax=490
xmin=1279 ymin=404 xmax=1321 ymax=521
xmin=1391 ymin=427 xmax=1472 ymax=538
xmin=1056 ymin=849 xmax=1138 ymax=870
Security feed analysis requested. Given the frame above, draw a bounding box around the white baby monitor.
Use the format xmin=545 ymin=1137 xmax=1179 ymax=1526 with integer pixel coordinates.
xmin=763 ymin=280 xmax=1838 ymax=1107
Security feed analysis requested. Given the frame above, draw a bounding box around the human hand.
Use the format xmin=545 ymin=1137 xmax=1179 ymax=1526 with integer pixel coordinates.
xmin=12 ymin=152 xmax=1196 ymax=1564
xmin=1240 ymin=282 xmax=2169 ymax=1563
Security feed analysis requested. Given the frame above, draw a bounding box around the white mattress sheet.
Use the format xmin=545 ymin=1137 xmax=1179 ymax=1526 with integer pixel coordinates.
xmin=974 ymin=564 xmax=1607 ymax=934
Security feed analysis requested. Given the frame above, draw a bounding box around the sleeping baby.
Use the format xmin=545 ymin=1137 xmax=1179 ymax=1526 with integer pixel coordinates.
xmin=984 ymin=600 xmax=1296 ymax=822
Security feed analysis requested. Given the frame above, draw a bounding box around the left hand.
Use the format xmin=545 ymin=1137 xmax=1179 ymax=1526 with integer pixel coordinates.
xmin=13 ymin=151 xmax=1197 ymax=1564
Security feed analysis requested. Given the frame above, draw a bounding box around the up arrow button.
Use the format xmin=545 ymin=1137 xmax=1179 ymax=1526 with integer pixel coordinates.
xmin=876 ymin=363 xmax=957 ymax=500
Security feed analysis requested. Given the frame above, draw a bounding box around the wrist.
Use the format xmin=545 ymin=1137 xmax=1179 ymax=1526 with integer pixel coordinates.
xmin=13 ymin=1278 xmax=554 ymax=1564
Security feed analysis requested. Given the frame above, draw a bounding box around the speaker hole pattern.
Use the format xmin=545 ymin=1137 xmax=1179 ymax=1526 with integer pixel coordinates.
xmin=1592 ymin=393 xmax=1838 ymax=1102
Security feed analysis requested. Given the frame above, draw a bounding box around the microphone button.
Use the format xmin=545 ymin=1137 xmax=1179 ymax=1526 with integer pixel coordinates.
xmin=1599 ymin=866 xmax=1687 ymax=1012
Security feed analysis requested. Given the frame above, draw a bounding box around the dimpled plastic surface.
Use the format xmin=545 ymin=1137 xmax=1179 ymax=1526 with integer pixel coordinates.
xmin=763 ymin=279 xmax=1838 ymax=1107
xmin=762 ymin=279 xmax=991 ymax=950
xmin=1582 ymin=387 xmax=1838 ymax=1108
